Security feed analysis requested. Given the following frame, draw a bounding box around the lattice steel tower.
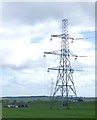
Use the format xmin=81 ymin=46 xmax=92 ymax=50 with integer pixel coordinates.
xmin=44 ymin=19 xmax=78 ymax=109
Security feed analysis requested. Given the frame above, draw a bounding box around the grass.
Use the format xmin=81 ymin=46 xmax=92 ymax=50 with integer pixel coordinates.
xmin=2 ymin=101 xmax=95 ymax=118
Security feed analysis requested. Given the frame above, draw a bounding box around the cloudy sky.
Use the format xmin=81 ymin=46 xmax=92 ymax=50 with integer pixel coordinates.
xmin=0 ymin=2 xmax=95 ymax=97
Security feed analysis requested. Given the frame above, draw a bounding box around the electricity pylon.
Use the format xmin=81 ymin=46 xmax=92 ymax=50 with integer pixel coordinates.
xmin=44 ymin=19 xmax=86 ymax=109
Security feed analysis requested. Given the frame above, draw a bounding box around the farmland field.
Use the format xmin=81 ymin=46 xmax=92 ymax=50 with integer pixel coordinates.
xmin=2 ymin=100 xmax=95 ymax=118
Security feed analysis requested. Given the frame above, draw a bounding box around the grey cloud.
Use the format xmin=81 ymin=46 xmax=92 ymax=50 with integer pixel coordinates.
xmin=2 ymin=2 xmax=65 ymax=25
xmin=2 ymin=2 xmax=95 ymax=26
xmin=2 ymin=81 xmax=48 ymax=96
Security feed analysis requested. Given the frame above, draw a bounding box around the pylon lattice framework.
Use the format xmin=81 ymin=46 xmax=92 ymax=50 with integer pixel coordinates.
xmin=44 ymin=19 xmax=79 ymax=109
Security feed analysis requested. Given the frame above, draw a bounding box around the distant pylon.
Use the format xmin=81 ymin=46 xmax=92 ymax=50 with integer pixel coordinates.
xmin=44 ymin=19 xmax=81 ymax=109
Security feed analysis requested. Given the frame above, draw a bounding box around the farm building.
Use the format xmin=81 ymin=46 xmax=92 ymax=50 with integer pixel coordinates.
xmin=8 ymin=104 xmax=18 ymax=108
xmin=7 ymin=101 xmax=28 ymax=108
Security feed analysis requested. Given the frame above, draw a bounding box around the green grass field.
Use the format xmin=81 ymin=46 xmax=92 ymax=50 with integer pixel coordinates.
xmin=2 ymin=101 xmax=95 ymax=118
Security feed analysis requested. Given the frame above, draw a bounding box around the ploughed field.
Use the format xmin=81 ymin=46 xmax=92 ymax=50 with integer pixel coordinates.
xmin=2 ymin=101 xmax=95 ymax=118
